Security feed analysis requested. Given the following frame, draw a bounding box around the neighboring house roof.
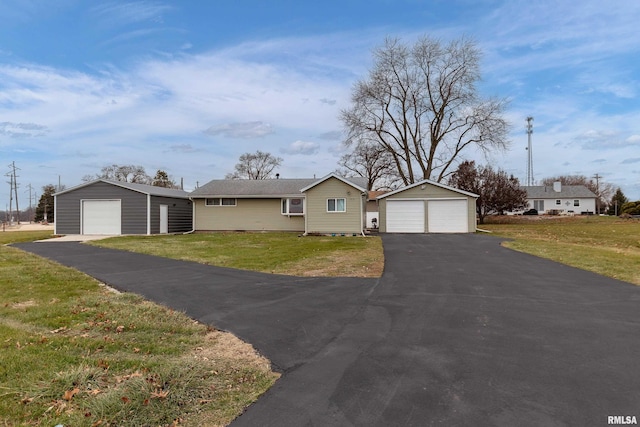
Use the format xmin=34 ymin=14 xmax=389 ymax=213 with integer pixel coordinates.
xmin=368 ymin=190 xmax=388 ymax=200
xmin=523 ymin=185 xmax=597 ymax=199
xmin=54 ymin=179 xmax=190 ymax=198
xmin=377 ymin=179 xmax=479 ymax=199
xmin=190 ymin=175 xmax=368 ymax=198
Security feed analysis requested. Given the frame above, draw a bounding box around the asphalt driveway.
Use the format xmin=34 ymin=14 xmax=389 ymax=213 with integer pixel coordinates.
xmin=14 ymin=234 xmax=640 ymax=426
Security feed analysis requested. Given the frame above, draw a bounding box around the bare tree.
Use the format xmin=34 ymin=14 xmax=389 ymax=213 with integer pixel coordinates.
xmin=337 ymin=139 xmax=399 ymax=190
xmin=341 ymin=36 xmax=509 ymax=186
xmin=449 ymin=161 xmax=527 ymax=224
xmin=226 ymin=151 xmax=283 ymax=180
xmin=83 ymin=164 xmax=151 ymax=184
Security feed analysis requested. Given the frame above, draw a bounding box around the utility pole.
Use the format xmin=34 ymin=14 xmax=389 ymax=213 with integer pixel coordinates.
xmin=6 ymin=170 xmax=13 ymax=225
xmin=593 ymin=173 xmax=602 ymax=214
xmin=26 ymin=183 xmax=34 ymax=223
xmin=526 ymin=117 xmax=534 ymax=186
xmin=6 ymin=162 xmax=21 ymax=224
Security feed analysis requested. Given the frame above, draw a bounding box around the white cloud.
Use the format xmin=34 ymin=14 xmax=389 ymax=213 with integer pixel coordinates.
xmin=280 ymin=140 xmax=320 ymax=155
xmin=203 ymin=122 xmax=274 ymax=139
xmin=627 ymin=135 xmax=640 ymax=143
xmin=0 ymin=121 xmax=48 ymax=138
xmin=90 ymin=2 xmax=173 ymax=27
xmin=621 ymin=158 xmax=640 ymax=165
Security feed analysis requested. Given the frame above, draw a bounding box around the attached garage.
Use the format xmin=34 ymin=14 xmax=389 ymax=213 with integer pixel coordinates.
xmin=54 ymin=180 xmax=193 ymax=235
xmin=377 ymin=180 xmax=478 ymax=234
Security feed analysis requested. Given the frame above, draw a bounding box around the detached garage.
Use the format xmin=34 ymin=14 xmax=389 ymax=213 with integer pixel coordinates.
xmin=54 ymin=180 xmax=192 ymax=235
xmin=377 ymin=180 xmax=478 ymax=233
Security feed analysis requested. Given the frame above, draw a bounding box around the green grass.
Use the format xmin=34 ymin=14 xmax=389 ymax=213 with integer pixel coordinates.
xmin=482 ymin=216 xmax=640 ymax=285
xmin=91 ymin=232 xmax=384 ymax=277
xmin=0 ymin=232 xmax=278 ymax=426
xmin=0 ymin=230 xmax=53 ymax=245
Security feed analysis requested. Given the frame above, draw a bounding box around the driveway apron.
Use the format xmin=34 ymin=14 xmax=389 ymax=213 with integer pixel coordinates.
xmin=13 ymin=235 xmax=640 ymax=426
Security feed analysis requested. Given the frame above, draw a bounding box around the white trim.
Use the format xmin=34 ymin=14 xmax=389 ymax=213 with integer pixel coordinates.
xmin=377 ymin=179 xmax=479 ymax=199
xmin=205 ymin=197 xmax=237 ymax=206
xmin=382 ymin=197 xmax=469 ymax=201
xmin=281 ymin=197 xmax=305 ymax=216
xmin=327 ymin=197 xmax=346 ymax=213
xmin=146 ymin=194 xmax=151 ymax=235
xmin=300 ymin=173 xmax=367 ymax=193
xmin=54 ymin=179 xmax=188 ymax=198
xmin=53 ymin=195 xmax=57 ymax=234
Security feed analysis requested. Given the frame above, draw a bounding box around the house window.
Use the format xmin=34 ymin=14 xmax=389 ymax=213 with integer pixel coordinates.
xmin=327 ymin=198 xmax=346 ymax=212
xmin=574 ymin=200 xmax=580 ymax=206
xmin=556 ymin=199 xmax=561 ymax=205
xmin=282 ymin=198 xmax=304 ymax=215
xmin=205 ymin=198 xmax=236 ymax=206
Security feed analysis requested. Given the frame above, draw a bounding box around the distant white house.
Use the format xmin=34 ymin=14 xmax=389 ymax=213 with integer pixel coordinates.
xmin=522 ymin=182 xmax=597 ymax=215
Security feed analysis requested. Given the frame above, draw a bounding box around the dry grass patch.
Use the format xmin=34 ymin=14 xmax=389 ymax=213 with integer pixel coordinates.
xmin=483 ymin=216 xmax=640 ymax=285
xmin=0 ymin=232 xmax=279 ymax=426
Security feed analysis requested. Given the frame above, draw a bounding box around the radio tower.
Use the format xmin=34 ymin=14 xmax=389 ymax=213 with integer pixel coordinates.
xmin=526 ymin=117 xmax=534 ymax=186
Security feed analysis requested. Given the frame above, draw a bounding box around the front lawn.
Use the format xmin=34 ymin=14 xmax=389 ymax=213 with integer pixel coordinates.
xmin=91 ymin=232 xmax=384 ymax=278
xmin=0 ymin=232 xmax=278 ymax=426
xmin=482 ymin=216 xmax=640 ymax=285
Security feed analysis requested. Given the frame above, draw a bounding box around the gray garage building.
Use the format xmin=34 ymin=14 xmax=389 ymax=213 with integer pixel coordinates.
xmin=377 ymin=179 xmax=478 ymax=233
xmin=54 ymin=179 xmax=192 ymax=235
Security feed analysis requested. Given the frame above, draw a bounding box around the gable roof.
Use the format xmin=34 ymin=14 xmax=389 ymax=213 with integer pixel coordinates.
xmin=299 ymin=173 xmax=367 ymax=193
xmin=190 ymin=175 xmax=368 ymax=198
xmin=523 ymin=185 xmax=597 ymax=199
xmin=55 ymin=179 xmax=189 ymax=198
xmin=377 ymin=179 xmax=479 ymax=199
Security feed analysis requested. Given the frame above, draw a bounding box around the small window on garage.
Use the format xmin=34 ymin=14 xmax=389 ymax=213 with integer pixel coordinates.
xmin=556 ymin=199 xmax=561 ymax=205
xmin=327 ymin=198 xmax=346 ymax=212
xmin=574 ymin=200 xmax=580 ymax=206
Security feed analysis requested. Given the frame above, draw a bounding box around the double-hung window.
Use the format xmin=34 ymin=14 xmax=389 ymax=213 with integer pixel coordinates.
xmin=205 ymin=198 xmax=236 ymax=206
xmin=327 ymin=198 xmax=346 ymax=212
xmin=282 ymin=198 xmax=304 ymax=215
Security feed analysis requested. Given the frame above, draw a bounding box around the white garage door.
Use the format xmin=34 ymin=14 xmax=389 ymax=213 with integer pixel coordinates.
xmin=386 ymin=200 xmax=425 ymax=233
xmin=428 ymin=199 xmax=468 ymax=233
xmin=82 ymin=200 xmax=121 ymax=235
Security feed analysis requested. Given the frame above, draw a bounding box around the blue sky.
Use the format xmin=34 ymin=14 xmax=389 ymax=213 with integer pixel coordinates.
xmin=1 ymin=0 xmax=639 ymax=211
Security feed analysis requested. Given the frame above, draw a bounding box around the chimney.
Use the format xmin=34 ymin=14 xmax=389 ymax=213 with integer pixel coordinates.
xmin=553 ymin=181 xmax=562 ymax=193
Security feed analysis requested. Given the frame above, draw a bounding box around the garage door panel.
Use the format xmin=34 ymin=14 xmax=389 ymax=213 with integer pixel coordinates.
xmin=82 ymin=200 xmax=121 ymax=235
xmin=387 ymin=200 xmax=424 ymax=233
xmin=428 ymin=199 xmax=468 ymax=233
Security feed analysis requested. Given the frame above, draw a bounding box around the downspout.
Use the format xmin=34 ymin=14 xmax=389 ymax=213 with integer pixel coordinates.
xmin=360 ymin=191 xmax=366 ymax=236
xmin=53 ymin=195 xmax=57 ymax=235
xmin=146 ymin=194 xmax=151 ymax=235
xmin=302 ymin=194 xmax=308 ymax=236
xmin=183 ymin=197 xmax=196 ymax=234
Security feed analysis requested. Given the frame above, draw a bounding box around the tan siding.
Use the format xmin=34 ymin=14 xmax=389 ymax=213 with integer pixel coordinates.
xmin=194 ymin=198 xmax=304 ymax=231
xmin=304 ymin=178 xmax=364 ymax=234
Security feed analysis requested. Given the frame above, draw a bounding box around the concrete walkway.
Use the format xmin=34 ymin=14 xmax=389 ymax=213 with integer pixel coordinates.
xmin=14 ymin=235 xmax=640 ymax=426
